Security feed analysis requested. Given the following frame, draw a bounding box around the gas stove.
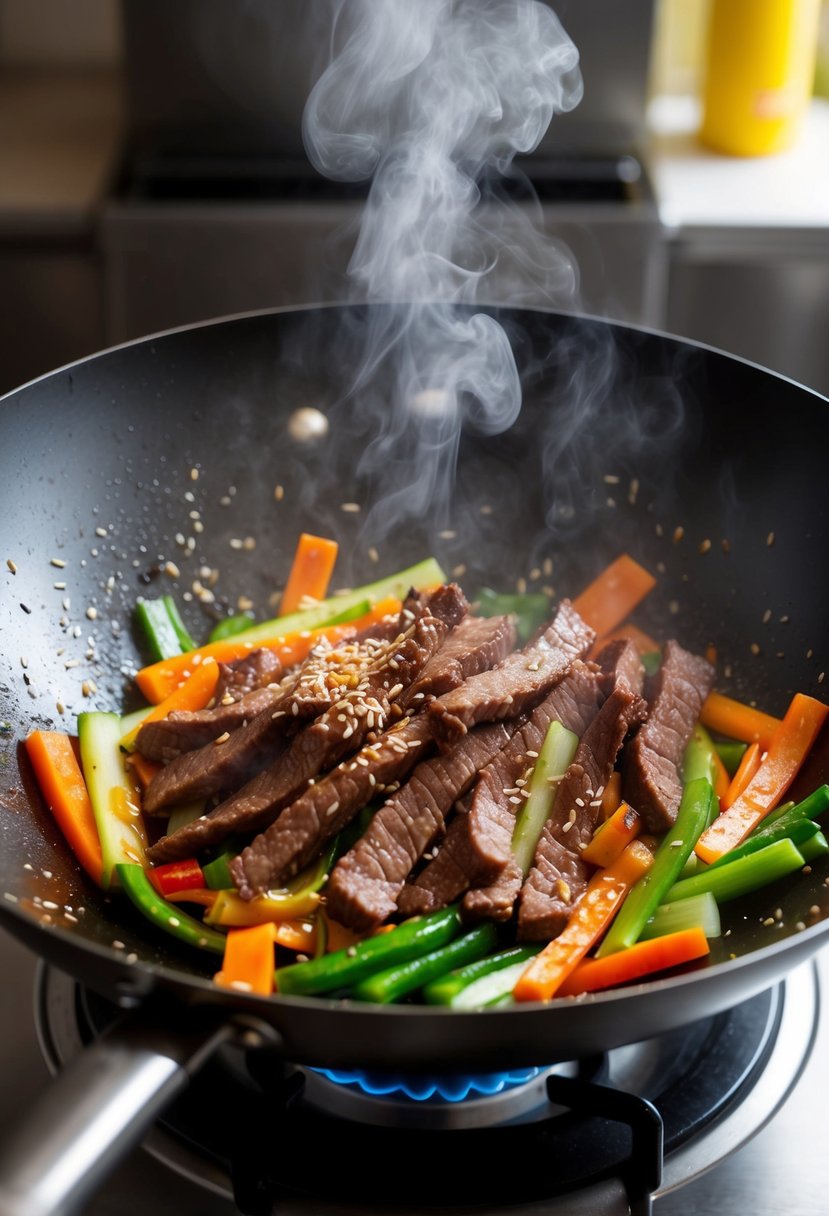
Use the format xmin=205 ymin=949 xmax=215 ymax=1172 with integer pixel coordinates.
xmin=2 ymin=933 xmax=825 ymax=1216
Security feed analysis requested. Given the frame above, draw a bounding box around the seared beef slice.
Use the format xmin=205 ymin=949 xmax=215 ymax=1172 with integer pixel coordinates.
xmin=622 ymin=640 xmax=715 ymax=833
xmin=428 ymin=600 xmax=594 ymax=744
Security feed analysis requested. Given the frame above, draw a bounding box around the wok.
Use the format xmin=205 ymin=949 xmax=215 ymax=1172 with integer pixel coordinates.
xmin=0 ymin=304 xmax=827 ymax=1214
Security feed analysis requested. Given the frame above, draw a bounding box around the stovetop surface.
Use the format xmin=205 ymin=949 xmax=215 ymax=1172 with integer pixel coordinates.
xmin=2 ymin=932 xmax=827 ymax=1215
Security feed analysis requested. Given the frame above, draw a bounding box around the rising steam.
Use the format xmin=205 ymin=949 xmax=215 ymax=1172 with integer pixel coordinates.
xmin=303 ymin=0 xmax=583 ymax=536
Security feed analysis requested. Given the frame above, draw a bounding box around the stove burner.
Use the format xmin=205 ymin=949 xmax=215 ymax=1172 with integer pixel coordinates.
xmin=312 ymin=1064 xmax=541 ymax=1102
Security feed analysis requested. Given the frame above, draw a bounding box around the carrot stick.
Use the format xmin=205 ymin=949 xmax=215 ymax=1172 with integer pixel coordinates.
xmin=513 ymin=841 xmax=654 ymax=1003
xmin=722 ymin=742 xmax=762 ymax=811
xmin=126 ymin=752 xmax=162 ymax=790
xmin=600 ymin=771 xmax=622 ymax=822
xmin=581 ymin=801 xmax=641 ymax=867
xmin=696 ymin=693 xmax=829 ymax=863
xmin=135 ymin=597 xmax=401 ymax=703
xmin=24 ymin=731 xmax=103 ymax=885
xmin=591 ymin=623 xmax=659 ymax=658
xmin=280 ymin=534 xmax=339 ymax=615
xmin=214 ymin=922 xmax=276 ymax=996
xmin=711 ymin=745 xmax=731 ymax=804
xmin=274 ymin=919 xmax=319 ymax=953
xmin=700 ymin=691 xmax=782 ymax=751
xmin=557 ymin=927 xmax=710 ymax=996
xmin=121 ymin=658 xmax=220 ymax=749
xmin=573 ymin=554 xmax=656 ymax=639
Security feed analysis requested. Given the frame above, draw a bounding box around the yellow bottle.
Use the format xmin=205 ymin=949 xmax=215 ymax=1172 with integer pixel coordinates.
xmin=700 ymin=0 xmax=821 ymax=156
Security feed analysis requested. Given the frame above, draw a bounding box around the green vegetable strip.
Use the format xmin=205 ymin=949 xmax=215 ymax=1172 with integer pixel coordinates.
xmin=476 ymin=589 xmax=550 ymax=644
xmin=78 ymin=712 xmax=147 ymax=887
xmin=119 ymin=706 xmax=151 ymax=740
xmin=511 ymin=722 xmax=579 ymax=875
xmin=666 ymin=839 xmax=806 ymax=904
xmin=640 ymin=892 xmax=721 ymax=941
xmin=116 ymin=863 xmax=226 ymax=954
xmin=208 ymin=613 xmax=255 ymax=643
xmin=276 ymin=906 xmax=462 ymax=996
xmin=202 ymin=851 xmax=235 ymax=890
xmin=640 ymin=651 xmax=661 ymax=677
xmin=134 ymin=599 xmax=186 ymax=663
xmin=162 ymin=595 xmax=196 ymax=652
xmin=351 ymin=924 xmax=498 ymax=1004
xmin=230 ymin=558 xmax=445 ymax=645
xmin=423 ymin=945 xmax=542 ymax=1007
xmin=683 ymin=725 xmax=720 ymax=791
xmin=798 ymin=830 xmax=829 ymax=862
xmin=166 ymin=800 xmax=205 ymax=835
xmin=788 ymin=785 xmax=829 ymax=821
xmin=714 ymin=740 xmax=748 ymax=778
xmin=460 ymin=958 xmax=536 ymax=1009
xmin=597 ymin=777 xmax=714 ymax=957
xmin=749 ymin=800 xmax=796 ymax=834
xmin=705 ymin=807 xmax=820 ymax=871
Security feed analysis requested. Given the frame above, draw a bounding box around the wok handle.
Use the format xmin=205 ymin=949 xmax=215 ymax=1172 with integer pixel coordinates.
xmin=0 ymin=998 xmax=260 ymax=1216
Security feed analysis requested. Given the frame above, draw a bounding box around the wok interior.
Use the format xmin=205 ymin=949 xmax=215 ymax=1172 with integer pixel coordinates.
xmin=0 ymin=304 xmax=827 ymax=1063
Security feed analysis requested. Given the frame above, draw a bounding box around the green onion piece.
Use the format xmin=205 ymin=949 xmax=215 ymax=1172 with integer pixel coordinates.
xmin=511 ymin=721 xmax=579 ymax=875
xmin=749 ymin=800 xmax=796 ymax=834
xmin=230 ymin=558 xmax=445 ymax=646
xmin=423 ymin=945 xmax=542 ymax=1008
xmin=707 ymin=807 xmax=820 ymax=871
xmin=798 ymin=830 xmax=829 ymax=862
xmin=116 ymin=863 xmax=226 ymax=954
xmin=162 ymin=595 xmax=196 ymax=651
xmin=641 ymin=892 xmax=721 ymax=940
xmin=641 ymin=651 xmax=661 ymax=677
xmin=666 ymin=838 xmax=806 ymax=904
xmin=351 ymin=923 xmax=499 ymax=1004
xmin=683 ymin=725 xmax=719 ymax=791
xmin=208 ymin=613 xmax=255 ymax=643
xmin=276 ymin=905 xmax=462 ymax=996
xmin=679 ymin=852 xmax=702 ymax=879
xmin=476 ymin=589 xmax=550 ymax=644
xmin=202 ymin=851 xmax=235 ymax=890
xmin=134 ymin=599 xmax=185 ymax=663
xmin=78 ymin=712 xmax=147 ymax=887
xmin=597 ymin=777 xmax=714 ymax=957
xmin=789 ymin=785 xmax=829 ymax=821
xmin=714 ymin=740 xmax=748 ymax=778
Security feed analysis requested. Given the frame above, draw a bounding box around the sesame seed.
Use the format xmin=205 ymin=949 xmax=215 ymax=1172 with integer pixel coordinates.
xmin=767 ymin=531 xmax=775 ymax=546
xmin=750 ymin=643 xmax=761 ymax=656
xmin=561 ymin=822 xmax=573 ymax=833
xmin=190 ymin=468 xmax=199 ymax=481
xmin=603 ymin=474 xmax=620 ymax=484
xmin=164 ymin=561 xmax=180 ymax=578
xmin=368 ymin=546 xmax=379 ymax=563
xmin=763 ymin=917 xmax=775 ymax=927
xmin=51 ymin=558 xmax=66 ymax=568
xmin=53 ymin=581 xmax=66 ymax=590
xmin=341 ymin=502 xmax=361 ymax=513
xmin=6 ymin=559 xmax=16 ymax=574
xmin=698 ymin=538 xmax=711 ymax=554
xmin=672 ymin=526 xmax=684 ymax=543
xmin=95 ymin=526 xmax=108 ymax=538
xmin=214 ymin=732 xmax=230 ymax=745
xmin=86 ymin=606 xmax=97 ymax=620
xmin=762 ymin=609 xmax=772 ymax=624
xmin=81 ymin=679 xmax=97 ymax=697
xmin=574 ymin=797 xmax=585 ymax=808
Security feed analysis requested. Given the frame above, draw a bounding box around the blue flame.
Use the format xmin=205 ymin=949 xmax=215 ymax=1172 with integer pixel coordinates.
xmin=313 ymin=1066 xmax=540 ymax=1103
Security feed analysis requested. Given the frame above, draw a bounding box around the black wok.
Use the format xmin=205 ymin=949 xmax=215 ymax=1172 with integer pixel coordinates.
xmin=0 ymin=304 xmax=827 ymax=1212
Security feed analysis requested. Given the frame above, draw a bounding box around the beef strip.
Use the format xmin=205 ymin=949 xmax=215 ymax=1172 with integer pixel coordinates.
xmin=402 ymin=661 xmax=606 ymax=919
xmin=135 ymin=685 xmax=282 ymax=763
xmin=428 ymin=600 xmax=594 ymax=745
xmin=213 ymin=648 xmax=283 ymax=703
xmin=146 ymin=613 xmax=449 ymax=865
xmin=398 ymin=614 xmax=516 ymax=711
xmin=594 ymin=637 xmax=645 ymax=695
xmin=231 ymin=715 xmax=435 ymax=898
xmin=459 ymin=660 xmax=610 ymax=923
xmin=517 ymin=670 xmax=648 ymax=941
xmin=326 ymin=721 xmax=516 ymax=931
xmin=622 ymin=639 xmax=715 ymax=833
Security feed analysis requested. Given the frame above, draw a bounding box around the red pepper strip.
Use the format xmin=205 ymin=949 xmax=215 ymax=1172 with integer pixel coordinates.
xmin=513 ymin=841 xmax=654 ymax=1003
xmin=148 ymin=857 xmax=205 ymax=898
xmin=696 ymin=693 xmax=829 ymax=864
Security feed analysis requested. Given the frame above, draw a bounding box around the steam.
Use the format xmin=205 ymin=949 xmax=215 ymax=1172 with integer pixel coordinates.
xmin=303 ymin=0 xmax=582 ymax=536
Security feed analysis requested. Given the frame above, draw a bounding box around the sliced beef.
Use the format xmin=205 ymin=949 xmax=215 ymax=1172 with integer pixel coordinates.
xmin=622 ymin=639 xmax=715 ymax=833
xmin=398 ymin=614 xmax=516 ymax=711
xmin=396 ymin=809 xmax=496 ymax=918
xmin=230 ymin=715 xmax=435 ymax=899
xmin=326 ymin=721 xmax=516 ymax=931
xmin=517 ymin=679 xmax=648 ymax=941
xmin=594 ymin=637 xmax=645 ymax=696
xmin=428 ymin=600 xmax=594 ymax=745
xmin=212 ymin=648 xmax=284 ymax=703
xmin=419 ymin=582 xmax=469 ymax=630
xmin=135 ymin=686 xmax=281 ymax=763
xmin=146 ymin=613 xmax=449 ymax=865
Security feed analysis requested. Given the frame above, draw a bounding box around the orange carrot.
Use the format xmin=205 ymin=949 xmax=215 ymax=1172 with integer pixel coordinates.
xmin=126 ymin=752 xmax=162 ymax=790
xmin=696 ymin=693 xmax=829 ymax=863
xmin=711 ymin=745 xmax=731 ymax=804
xmin=322 ymin=910 xmax=365 ymax=953
xmin=121 ymin=658 xmax=220 ymax=749
xmin=722 ymin=742 xmax=762 ymax=811
xmin=591 ymin=623 xmax=659 ymax=658
xmin=280 ymin=533 xmax=339 ymax=615
xmin=24 ymin=731 xmax=103 ymax=886
xmin=513 ymin=841 xmax=654 ymax=1003
xmin=600 ymin=771 xmax=622 ymax=821
xmin=700 ymin=691 xmax=782 ymax=751
xmin=274 ymin=919 xmax=319 ymax=953
xmin=573 ymin=554 xmax=656 ymax=639
xmin=214 ymin=923 xmax=276 ymax=996
xmin=557 ymin=927 xmax=710 ymax=996
xmin=581 ymin=801 xmax=641 ymax=867
xmin=135 ymin=597 xmax=401 ymax=703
